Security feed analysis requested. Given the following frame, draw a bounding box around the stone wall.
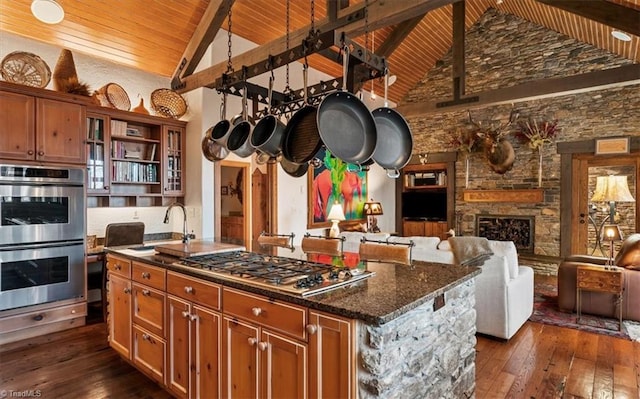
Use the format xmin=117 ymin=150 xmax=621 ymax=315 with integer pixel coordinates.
xmin=356 ymin=280 xmax=476 ymax=398
xmin=402 ymin=8 xmax=640 ymax=273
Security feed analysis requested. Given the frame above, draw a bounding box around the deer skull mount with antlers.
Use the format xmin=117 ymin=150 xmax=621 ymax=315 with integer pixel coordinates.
xmin=467 ymin=110 xmax=519 ymax=175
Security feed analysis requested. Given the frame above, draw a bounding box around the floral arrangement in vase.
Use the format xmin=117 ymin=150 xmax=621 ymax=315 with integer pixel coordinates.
xmin=515 ymin=118 xmax=560 ymax=187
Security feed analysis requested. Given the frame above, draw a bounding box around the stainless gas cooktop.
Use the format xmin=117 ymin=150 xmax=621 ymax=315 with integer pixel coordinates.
xmin=175 ymin=251 xmax=373 ymax=297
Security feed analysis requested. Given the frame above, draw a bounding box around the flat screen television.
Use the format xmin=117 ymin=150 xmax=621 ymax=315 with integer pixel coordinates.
xmin=402 ymin=190 xmax=447 ymax=221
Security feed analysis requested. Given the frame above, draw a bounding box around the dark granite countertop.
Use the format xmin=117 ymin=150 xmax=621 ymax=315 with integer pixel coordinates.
xmin=106 ymin=241 xmax=480 ymax=326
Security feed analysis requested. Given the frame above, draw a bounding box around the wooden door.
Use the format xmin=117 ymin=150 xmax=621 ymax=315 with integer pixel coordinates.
xmin=36 ymin=98 xmax=85 ymax=164
xmin=260 ymin=329 xmax=306 ymax=399
xmin=308 ymin=311 xmax=355 ymax=399
xmin=193 ymin=305 xmax=221 ymax=399
xmin=108 ymin=273 xmax=131 ymax=359
xmin=132 ymin=325 xmax=166 ymax=384
xmin=252 ymin=168 xmax=267 ymax=242
xmin=0 ymin=91 xmax=35 ymax=160
xmin=163 ymin=125 xmax=185 ymax=196
xmin=167 ymin=296 xmax=190 ymax=399
xmin=222 ymin=317 xmax=259 ymax=399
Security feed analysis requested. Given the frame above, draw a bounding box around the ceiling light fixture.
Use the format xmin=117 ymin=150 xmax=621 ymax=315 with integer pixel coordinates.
xmin=388 ymin=74 xmax=397 ymax=86
xmin=611 ymin=30 xmax=631 ymax=42
xmin=31 ymin=0 xmax=65 ymax=24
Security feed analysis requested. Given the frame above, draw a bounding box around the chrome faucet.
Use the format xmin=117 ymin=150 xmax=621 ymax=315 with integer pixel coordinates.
xmin=164 ymin=202 xmax=191 ymax=243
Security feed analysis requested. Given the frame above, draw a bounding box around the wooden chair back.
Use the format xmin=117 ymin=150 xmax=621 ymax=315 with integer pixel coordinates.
xmin=301 ymin=234 xmax=343 ymax=256
xmin=359 ymin=238 xmax=413 ymax=265
xmin=257 ymin=232 xmax=294 ymax=249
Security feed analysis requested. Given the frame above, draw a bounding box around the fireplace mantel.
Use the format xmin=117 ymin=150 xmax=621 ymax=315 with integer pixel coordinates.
xmin=463 ymin=189 xmax=544 ymax=203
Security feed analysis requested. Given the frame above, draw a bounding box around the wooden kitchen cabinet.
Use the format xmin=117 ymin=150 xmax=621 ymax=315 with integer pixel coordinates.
xmin=163 ymin=125 xmax=185 ymax=196
xmin=402 ymin=220 xmax=449 ymax=240
xmin=222 ymin=287 xmax=308 ymax=399
xmin=0 ymin=91 xmax=85 ymax=164
xmin=132 ymin=283 xmax=165 ymax=337
xmin=132 ymin=324 xmax=166 ymax=385
xmin=308 ymin=310 xmax=356 ymax=399
xmin=108 ymin=273 xmax=132 ymax=359
xmin=166 ymin=271 xmax=222 ymax=399
xmin=86 ymin=113 xmax=110 ymax=195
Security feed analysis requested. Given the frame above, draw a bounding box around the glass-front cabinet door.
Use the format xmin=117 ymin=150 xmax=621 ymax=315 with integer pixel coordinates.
xmin=86 ymin=113 xmax=110 ymax=194
xmin=163 ymin=125 xmax=184 ymax=196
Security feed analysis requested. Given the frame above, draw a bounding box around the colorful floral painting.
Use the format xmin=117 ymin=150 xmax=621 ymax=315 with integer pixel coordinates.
xmin=307 ymin=148 xmax=368 ymax=228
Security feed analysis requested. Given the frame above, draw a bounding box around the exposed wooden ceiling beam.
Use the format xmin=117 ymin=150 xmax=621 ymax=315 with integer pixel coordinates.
xmin=535 ymin=0 xmax=640 ymax=37
xmin=171 ymin=0 xmax=233 ymax=86
xmin=451 ymin=1 xmax=465 ymax=98
xmin=176 ymin=0 xmax=460 ymax=93
xmin=396 ymin=64 xmax=640 ymax=116
xmin=376 ymin=14 xmax=425 ymax=59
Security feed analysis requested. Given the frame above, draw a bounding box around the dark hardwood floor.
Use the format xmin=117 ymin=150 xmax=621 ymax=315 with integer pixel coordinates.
xmin=1 ymin=282 xmax=639 ymax=399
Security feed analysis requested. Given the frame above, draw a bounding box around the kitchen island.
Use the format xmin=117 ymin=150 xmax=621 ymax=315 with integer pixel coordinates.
xmin=105 ymin=240 xmax=480 ymax=398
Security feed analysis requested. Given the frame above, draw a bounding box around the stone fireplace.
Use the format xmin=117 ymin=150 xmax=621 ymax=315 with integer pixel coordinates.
xmin=476 ymin=215 xmax=535 ymax=254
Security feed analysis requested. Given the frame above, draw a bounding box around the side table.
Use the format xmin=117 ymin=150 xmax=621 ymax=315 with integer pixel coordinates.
xmin=576 ymin=265 xmax=624 ymax=330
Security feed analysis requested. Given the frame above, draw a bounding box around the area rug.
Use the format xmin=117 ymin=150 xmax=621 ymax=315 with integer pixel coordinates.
xmin=529 ymin=280 xmax=640 ymax=342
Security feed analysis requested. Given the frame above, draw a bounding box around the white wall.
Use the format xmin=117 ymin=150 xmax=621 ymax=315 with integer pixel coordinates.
xmin=2 ymin=30 xmax=397 ymax=242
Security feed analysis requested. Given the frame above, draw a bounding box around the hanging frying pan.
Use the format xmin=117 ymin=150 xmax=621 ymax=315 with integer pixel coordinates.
xmin=202 ymin=126 xmax=229 ymax=162
xmin=280 ymin=157 xmax=309 ymax=178
xmin=227 ymin=83 xmax=256 ymax=158
xmin=282 ymin=66 xmax=323 ymax=164
xmin=317 ymin=46 xmax=377 ymax=165
xmin=371 ymin=73 xmax=413 ymax=178
xmin=252 ymin=76 xmax=286 ymax=157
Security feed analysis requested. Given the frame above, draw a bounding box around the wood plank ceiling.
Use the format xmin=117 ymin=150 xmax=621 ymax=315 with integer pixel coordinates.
xmin=0 ymin=0 xmax=638 ymax=104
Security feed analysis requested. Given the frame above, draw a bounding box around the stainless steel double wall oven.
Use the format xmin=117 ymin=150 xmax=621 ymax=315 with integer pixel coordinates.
xmin=0 ymin=164 xmax=85 ymax=312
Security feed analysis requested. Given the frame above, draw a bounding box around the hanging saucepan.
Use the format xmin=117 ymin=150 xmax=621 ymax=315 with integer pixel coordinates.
xmin=317 ymin=46 xmax=377 ymax=165
xmin=252 ymin=76 xmax=286 ymax=157
xmin=211 ymin=91 xmax=233 ymax=150
xmin=371 ymin=73 xmax=413 ymax=178
xmin=282 ymin=65 xmax=323 ymax=164
xmin=202 ymin=126 xmax=229 ymax=162
xmin=227 ymin=82 xmax=256 ymax=158
xmin=280 ymin=157 xmax=309 ymax=178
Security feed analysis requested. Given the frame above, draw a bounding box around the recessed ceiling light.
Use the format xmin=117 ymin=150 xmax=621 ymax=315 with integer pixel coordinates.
xmin=611 ymin=30 xmax=631 ymax=42
xmin=31 ymin=0 xmax=65 ymax=24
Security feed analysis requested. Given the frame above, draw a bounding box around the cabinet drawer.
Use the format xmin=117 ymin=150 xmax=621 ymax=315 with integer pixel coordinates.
xmin=106 ymin=255 xmax=131 ymax=278
xmin=167 ymin=271 xmax=221 ymax=310
xmin=0 ymin=302 xmax=86 ymax=334
xmin=577 ymin=268 xmax=623 ymax=292
xmin=223 ymin=287 xmax=307 ymax=340
xmin=132 ymin=325 xmax=165 ymax=385
xmin=132 ymin=283 xmax=165 ymax=336
xmin=132 ymin=262 xmax=166 ymax=290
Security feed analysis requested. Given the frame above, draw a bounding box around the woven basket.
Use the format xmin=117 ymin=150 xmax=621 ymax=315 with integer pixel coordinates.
xmin=1 ymin=51 xmax=51 ymax=88
xmin=95 ymin=83 xmax=131 ymax=111
xmin=151 ymin=88 xmax=188 ymax=119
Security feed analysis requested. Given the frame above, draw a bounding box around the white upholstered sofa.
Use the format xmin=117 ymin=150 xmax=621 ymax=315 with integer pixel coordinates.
xmin=340 ymin=232 xmax=534 ymax=340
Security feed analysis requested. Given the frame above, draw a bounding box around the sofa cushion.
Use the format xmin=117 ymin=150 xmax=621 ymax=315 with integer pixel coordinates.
xmin=387 ymin=236 xmax=440 ymax=250
xmin=615 ymin=233 xmax=640 ymax=270
xmin=488 ymin=240 xmax=519 ymax=279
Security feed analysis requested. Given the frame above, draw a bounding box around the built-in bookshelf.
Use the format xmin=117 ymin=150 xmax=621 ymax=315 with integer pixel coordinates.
xmin=85 ymin=107 xmax=186 ymax=207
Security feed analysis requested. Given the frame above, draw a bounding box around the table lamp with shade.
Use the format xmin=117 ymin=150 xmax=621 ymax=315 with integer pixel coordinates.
xmin=602 ymin=224 xmax=624 ymax=268
xmin=363 ymin=199 xmax=383 ymax=233
xmin=590 ymin=175 xmax=636 ymax=223
xmin=327 ymin=202 xmax=346 ymax=238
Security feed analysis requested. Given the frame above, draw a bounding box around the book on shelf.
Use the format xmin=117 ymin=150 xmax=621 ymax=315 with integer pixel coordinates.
xmin=147 ymin=143 xmax=157 ymax=161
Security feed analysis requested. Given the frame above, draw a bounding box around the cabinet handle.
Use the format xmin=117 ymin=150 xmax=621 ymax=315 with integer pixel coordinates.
xmin=142 ymin=333 xmax=151 ymax=341
xmin=251 ymin=307 xmax=262 ymax=316
xmin=33 ymin=314 xmax=44 ymax=321
xmin=306 ymin=324 xmax=318 ymax=335
xmin=258 ymin=342 xmax=268 ymax=351
xmin=114 ymin=265 xmax=122 ymax=271
xmin=142 ymin=289 xmax=151 ymax=296
xmin=27 ymin=150 xmax=34 ymax=155
xmin=190 ymin=314 xmax=198 ymax=322
xmin=181 ymin=311 xmax=190 ymax=319
xmin=37 ymin=150 xmax=44 ymax=156
xmin=184 ymin=286 xmax=194 ymax=294
xmin=141 ymin=272 xmax=151 ymax=279
xmin=123 ymin=287 xmax=131 ymax=294
xmin=104 ymin=186 xmax=109 ymax=190
xmin=247 ymin=337 xmax=257 ymax=346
